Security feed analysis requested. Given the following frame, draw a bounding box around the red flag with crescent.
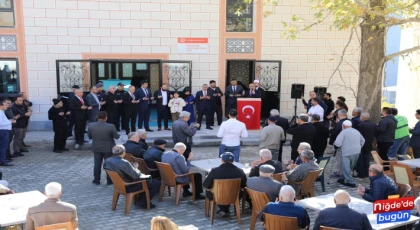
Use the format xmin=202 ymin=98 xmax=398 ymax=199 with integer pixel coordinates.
xmin=237 ymin=98 xmax=261 ymax=130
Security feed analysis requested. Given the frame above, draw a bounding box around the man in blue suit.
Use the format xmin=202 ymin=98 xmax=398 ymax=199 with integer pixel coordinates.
xmin=134 ymin=81 xmax=154 ymax=132
xmin=195 ymin=84 xmax=213 ymax=130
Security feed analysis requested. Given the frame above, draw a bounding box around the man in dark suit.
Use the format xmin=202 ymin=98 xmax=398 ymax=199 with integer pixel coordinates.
xmin=196 ymin=84 xmax=213 ymax=130
xmin=203 ymin=152 xmax=247 ymax=217
xmin=313 ymin=189 xmax=372 ymax=230
xmin=264 ymin=109 xmax=289 ymax=162
xmin=87 ymin=111 xmax=120 ymax=185
xmin=287 ymin=114 xmax=316 ymax=161
xmin=48 ymin=99 xmax=70 ymax=153
xmin=311 ymin=114 xmax=329 ymax=160
xmin=356 ymin=112 xmax=377 ymax=178
xmin=153 ymin=83 xmax=172 ymax=131
xmin=85 ymin=86 xmax=100 ymax=123
xmin=67 ymin=85 xmax=79 ymax=137
xmin=105 ymin=86 xmax=121 ymax=131
xmin=69 ymin=89 xmax=88 ymax=149
xmin=225 ymin=79 xmax=243 ymax=118
xmin=123 ymin=85 xmax=139 ymax=135
xmin=123 ymin=132 xmax=146 ymax=158
xmin=95 ymin=83 xmax=106 ymax=111
xmin=134 ymin=81 xmax=154 ymax=132
xmin=208 ymin=80 xmax=224 ymax=126
xmin=323 ymin=93 xmax=335 ymax=125
xmin=116 ymin=82 xmax=126 ymax=131
xmin=245 ymin=83 xmax=262 ymax=98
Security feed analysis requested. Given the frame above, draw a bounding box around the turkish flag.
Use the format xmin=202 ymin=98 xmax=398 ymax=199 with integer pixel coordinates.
xmin=237 ymin=98 xmax=261 ymax=130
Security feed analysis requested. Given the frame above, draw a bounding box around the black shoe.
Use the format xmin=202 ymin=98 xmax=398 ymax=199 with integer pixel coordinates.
xmin=83 ymin=140 xmax=89 ymax=143
xmin=206 ymin=127 xmax=213 ymax=130
xmin=107 ymin=181 xmax=113 ymax=185
xmin=195 ymin=194 xmax=205 ymax=200
xmin=0 ymin=162 xmax=14 ymax=166
xmin=14 ymin=152 xmax=25 ymax=157
xmin=183 ymin=191 xmax=193 ymax=197
xmin=344 ymin=183 xmax=356 ymax=188
xmin=23 ymin=144 xmax=30 ymax=148
xmin=92 ymin=181 xmax=100 ymax=185
xmin=136 ymin=203 xmax=156 ymax=209
xmin=117 ymin=129 xmax=121 ymax=132
xmin=20 ymin=149 xmax=29 ymax=152
xmin=62 ymin=148 xmax=70 ymax=151
xmin=146 ymin=129 xmax=154 ymax=132
xmin=53 ymin=150 xmax=63 ymax=153
xmin=84 ymin=130 xmax=87 ymax=133
xmin=10 ymin=154 xmax=18 ymax=158
xmin=337 ymin=179 xmax=345 ymax=185
xmin=6 ymin=158 xmax=13 ymax=162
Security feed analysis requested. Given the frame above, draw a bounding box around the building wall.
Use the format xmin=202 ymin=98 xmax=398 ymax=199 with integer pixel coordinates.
xmin=261 ymin=0 xmax=360 ymax=116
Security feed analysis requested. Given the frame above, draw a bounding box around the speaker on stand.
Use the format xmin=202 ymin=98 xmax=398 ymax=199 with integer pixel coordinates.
xmin=289 ymin=84 xmax=305 ymax=126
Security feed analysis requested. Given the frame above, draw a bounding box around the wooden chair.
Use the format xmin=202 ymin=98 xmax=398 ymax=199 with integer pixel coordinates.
xmin=133 ymin=157 xmax=170 ymax=196
xmin=272 ymin=173 xmax=283 ymax=183
xmin=155 ymin=161 xmax=196 ymax=206
xmin=263 ymin=213 xmax=300 ymax=230
xmin=35 ymin=222 xmax=74 ymax=230
xmin=371 ymin=151 xmax=396 ymax=179
xmin=124 ymin=153 xmax=134 ymax=163
xmin=105 ymin=170 xmax=150 ymax=215
xmin=245 ymin=188 xmax=270 ymax=230
xmin=290 ymin=169 xmax=322 ymax=199
xmin=391 ymin=163 xmax=420 ymax=198
xmin=398 ymin=184 xmax=411 ymax=198
xmin=320 ymin=226 xmax=351 ymax=230
xmin=204 ymin=179 xmax=242 ymax=225
xmin=317 ymin=157 xmax=330 ymax=192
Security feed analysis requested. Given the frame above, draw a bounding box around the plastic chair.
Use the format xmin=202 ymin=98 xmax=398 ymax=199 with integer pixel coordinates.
xmin=392 ymin=163 xmax=420 ymax=198
xmin=204 ymin=179 xmax=242 ymax=225
xmin=398 ymin=184 xmax=411 ymax=198
xmin=35 ymin=222 xmax=74 ymax=230
xmin=105 ymin=170 xmax=150 ymax=215
xmin=124 ymin=153 xmax=134 ymax=163
xmin=290 ymin=169 xmax=322 ymax=199
xmin=272 ymin=173 xmax=283 ymax=183
xmin=263 ymin=213 xmax=301 ymax=230
xmin=245 ymin=188 xmax=270 ymax=230
xmin=317 ymin=157 xmax=330 ymax=192
xmin=371 ymin=151 xmax=396 ymax=179
xmin=155 ymin=161 xmax=196 ymax=206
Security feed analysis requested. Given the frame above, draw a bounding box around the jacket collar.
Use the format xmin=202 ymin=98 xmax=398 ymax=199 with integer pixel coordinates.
xmin=219 ymin=162 xmax=237 ymax=168
xmin=127 ymin=140 xmax=139 ymax=144
xmin=335 ymin=204 xmax=350 ymax=209
xmin=153 ymin=146 xmax=165 ymax=151
xmin=45 ymin=198 xmax=60 ymax=202
xmin=370 ymin=172 xmax=384 ymax=182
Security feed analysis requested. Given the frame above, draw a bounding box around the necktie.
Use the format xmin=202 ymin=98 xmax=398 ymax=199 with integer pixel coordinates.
xmin=130 ymin=93 xmax=134 ymax=100
xmin=233 ymin=86 xmax=236 ymax=92
xmin=79 ymin=97 xmax=84 ymax=105
xmin=250 ymin=90 xmax=252 ymax=96
xmin=204 ymin=91 xmax=206 ymax=97
xmin=143 ymin=88 xmax=147 ymax=96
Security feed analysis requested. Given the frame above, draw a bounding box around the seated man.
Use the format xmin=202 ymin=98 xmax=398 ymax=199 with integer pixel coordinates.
xmin=284 ymin=150 xmax=320 ymax=194
xmin=249 ymin=149 xmax=282 ymax=178
xmin=26 ymin=182 xmax=78 ymax=230
xmin=123 ymin=132 xmax=146 ymax=158
xmin=104 ymin=145 xmax=161 ymax=209
xmin=259 ymin=185 xmax=310 ymax=229
xmin=357 ymin=164 xmax=398 ymax=202
xmin=313 ymin=189 xmax=372 ymax=230
xmin=143 ymin=139 xmax=167 ymax=178
xmin=247 ymin=165 xmax=283 ymax=201
xmin=161 ymin=143 xmax=204 ymax=199
xmin=203 ymin=152 xmax=247 ymax=217
xmin=286 ymin=142 xmax=314 ymax=170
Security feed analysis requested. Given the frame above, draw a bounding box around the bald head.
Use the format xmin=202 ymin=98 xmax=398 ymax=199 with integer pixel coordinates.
xmin=334 ymin=189 xmax=350 ymax=205
xmin=370 ymin=164 xmax=383 ymax=174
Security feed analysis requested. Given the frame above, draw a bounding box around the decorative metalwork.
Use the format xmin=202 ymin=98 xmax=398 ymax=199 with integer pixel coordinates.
xmin=58 ymin=61 xmax=90 ymax=92
xmin=254 ymin=61 xmax=280 ymax=92
xmin=228 ymin=60 xmax=252 ymax=85
xmin=149 ymin=63 xmax=160 ymax=94
xmin=122 ymin=63 xmax=132 ymax=77
xmin=226 ymin=38 xmax=254 ymax=53
xmin=162 ymin=62 xmax=191 ymax=92
xmin=0 ymin=35 xmax=16 ymax=51
xmin=98 ymin=63 xmax=105 ymax=78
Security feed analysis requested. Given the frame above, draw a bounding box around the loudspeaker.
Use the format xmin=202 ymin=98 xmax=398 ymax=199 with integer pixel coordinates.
xmin=314 ymin=87 xmax=327 ymax=95
xmin=291 ymin=84 xmax=305 ymax=99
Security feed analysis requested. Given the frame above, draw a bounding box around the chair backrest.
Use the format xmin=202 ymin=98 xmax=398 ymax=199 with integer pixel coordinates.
xmin=213 ymin=179 xmax=241 ymax=205
xmin=133 ymin=157 xmax=149 ymax=174
xmin=371 ymin=151 xmax=383 ymax=165
xmin=105 ymin=170 xmax=127 ymax=194
xmin=124 ymin=153 xmax=134 ymax=163
xmin=399 ymin=184 xmax=411 ymax=198
xmin=317 ymin=157 xmax=330 ymax=177
xmin=300 ymin=169 xmax=322 ymax=194
xmin=245 ymin=187 xmax=270 ymax=215
xmin=263 ymin=213 xmax=300 ymax=230
xmin=392 ymin=163 xmax=413 ymax=186
xmin=320 ymin=226 xmax=351 ymax=230
xmin=272 ymin=173 xmax=283 ymax=183
xmin=155 ymin=162 xmax=177 ymax=186
xmin=35 ymin=222 xmax=73 ymax=230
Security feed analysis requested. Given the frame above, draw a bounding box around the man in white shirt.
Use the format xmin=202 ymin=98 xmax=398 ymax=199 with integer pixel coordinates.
xmin=217 ymin=109 xmax=248 ymax=162
xmin=0 ymin=99 xmax=14 ymax=166
xmin=308 ymin=98 xmax=324 ymax=122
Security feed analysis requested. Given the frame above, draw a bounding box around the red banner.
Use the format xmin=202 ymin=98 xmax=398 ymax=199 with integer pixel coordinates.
xmin=237 ymin=98 xmax=261 ymax=130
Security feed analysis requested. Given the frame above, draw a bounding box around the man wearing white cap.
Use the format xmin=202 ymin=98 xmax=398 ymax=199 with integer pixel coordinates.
xmin=333 ymin=120 xmax=365 ymax=187
xmin=253 ymin=80 xmax=265 ymax=98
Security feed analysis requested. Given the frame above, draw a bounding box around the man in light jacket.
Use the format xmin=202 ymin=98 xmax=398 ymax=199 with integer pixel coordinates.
xmin=260 ymin=116 xmax=285 ymax=161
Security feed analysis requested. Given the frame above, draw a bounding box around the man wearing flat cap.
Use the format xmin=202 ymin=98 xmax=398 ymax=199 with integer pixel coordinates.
xmin=247 ymin=165 xmax=283 ymax=201
xmin=48 ymin=99 xmax=70 ymax=153
xmin=143 ymin=139 xmax=167 ymax=178
xmin=203 ymin=152 xmax=247 ymax=217
xmin=67 ymin=85 xmax=79 ymax=137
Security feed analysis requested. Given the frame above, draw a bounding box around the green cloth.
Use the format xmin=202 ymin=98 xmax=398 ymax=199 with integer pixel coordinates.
xmin=394 ymin=115 xmax=410 ymax=139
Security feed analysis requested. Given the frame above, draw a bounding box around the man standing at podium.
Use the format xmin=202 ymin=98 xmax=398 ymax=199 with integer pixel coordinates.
xmin=245 ymin=83 xmax=262 ymax=98
xmin=225 ymin=79 xmax=243 ymax=118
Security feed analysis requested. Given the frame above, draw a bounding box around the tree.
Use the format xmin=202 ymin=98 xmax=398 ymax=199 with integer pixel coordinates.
xmin=253 ymin=0 xmax=420 ymax=121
